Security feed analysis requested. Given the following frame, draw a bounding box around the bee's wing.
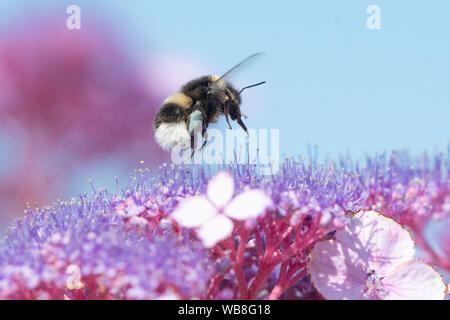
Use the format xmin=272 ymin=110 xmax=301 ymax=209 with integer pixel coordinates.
xmin=211 ymin=52 xmax=265 ymax=87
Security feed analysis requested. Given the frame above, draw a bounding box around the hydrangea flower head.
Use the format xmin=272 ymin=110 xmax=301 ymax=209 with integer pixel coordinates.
xmin=308 ymin=210 xmax=447 ymax=300
xmin=0 ymin=150 xmax=448 ymax=300
xmin=171 ymin=171 xmax=272 ymax=247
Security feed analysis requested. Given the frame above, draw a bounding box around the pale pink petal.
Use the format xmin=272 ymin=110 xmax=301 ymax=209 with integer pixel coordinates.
xmin=308 ymin=240 xmax=377 ymax=300
xmin=382 ymin=260 xmax=446 ymax=300
xmin=171 ymin=196 xmax=217 ymax=228
xmin=207 ymin=171 xmax=234 ymax=207
xmin=196 ymin=215 xmax=233 ymax=248
xmin=225 ymin=189 xmax=272 ymax=221
xmin=336 ymin=210 xmax=415 ymax=277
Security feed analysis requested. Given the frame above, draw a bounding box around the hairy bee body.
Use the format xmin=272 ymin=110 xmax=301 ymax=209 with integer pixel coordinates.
xmin=154 ymin=53 xmax=264 ymax=153
xmin=154 ymin=75 xmax=242 ymax=151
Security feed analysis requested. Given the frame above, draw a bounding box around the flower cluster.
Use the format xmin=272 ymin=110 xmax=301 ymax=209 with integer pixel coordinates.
xmin=0 ymin=150 xmax=448 ymax=299
xmin=0 ymin=193 xmax=214 ymax=299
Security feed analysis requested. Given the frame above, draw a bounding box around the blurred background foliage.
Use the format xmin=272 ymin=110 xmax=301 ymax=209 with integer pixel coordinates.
xmin=0 ymin=15 xmax=169 ymax=226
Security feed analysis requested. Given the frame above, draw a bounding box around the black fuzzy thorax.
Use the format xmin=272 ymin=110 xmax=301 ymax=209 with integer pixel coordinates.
xmin=182 ymin=76 xmax=241 ymax=124
xmin=155 ymin=75 xmax=243 ymax=130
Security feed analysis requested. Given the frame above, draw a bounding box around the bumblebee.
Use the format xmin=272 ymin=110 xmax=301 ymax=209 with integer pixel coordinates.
xmin=154 ymin=53 xmax=265 ymax=154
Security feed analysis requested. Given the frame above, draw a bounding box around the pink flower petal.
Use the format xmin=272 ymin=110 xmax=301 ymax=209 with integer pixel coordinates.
xmin=225 ymin=189 xmax=272 ymax=221
xmin=336 ymin=210 xmax=415 ymax=277
xmin=207 ymin=171 xmax=234 ymax=207
xmin=196 ymin=215 xmax=233 ymax=248
xmin=171 ymin=196 xmax=217 ymax=228
xmin=308 ymin=240 xmax=378 ymax=300
xmin=382 ymin=260 xmax=447 ymax=300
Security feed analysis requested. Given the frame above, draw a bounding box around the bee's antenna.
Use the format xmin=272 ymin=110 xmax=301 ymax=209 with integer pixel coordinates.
xmin=239 ymin=81 xmax=266 ymax=95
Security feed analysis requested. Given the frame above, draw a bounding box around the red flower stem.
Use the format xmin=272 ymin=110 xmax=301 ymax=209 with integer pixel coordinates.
xmin=206 ymin=239 xmax=235 ymax=299
xmin=249 ymin=221 xmax=321 ymax=299
xmin=268 ymin=283 xmax=284 ymax=300
xmin=247 ymin=224 xmax=277 ymax=299
xmin=262 ymin=221 xmax=273 ymax=253
xmin=271 ymin=225 xmax=293 ymax=250
xmin=267 ymin=260 xmax=289 ymax=300
xmin=211 ymin=244 xmax=227 ymax=260
xmin=248 ymin=261 xmax=277 ymax=299
xmin=286 ymin=267 xmax=307 ymax=288
xmin=255 ymin=227 xmax=263 ymax=260
xmin=278 ymin=261 xmax=288 ymax=283
xmin=234 ymin=228 xmax=249 ymax=299
xmin=261 ymin=219 xmax=278 ymax=262
xmin=268 ymin=260 xmax=307 ymax=300
xmin=234 ymin=267 xmax=248 ymax=299
xmin=270 ymin=231 xmax=316 ymax=265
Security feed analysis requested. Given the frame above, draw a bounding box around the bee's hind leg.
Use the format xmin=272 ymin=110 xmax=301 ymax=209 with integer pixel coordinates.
xmin=188 ymin=108 xmax=204 ymax=157
xmin=190 ymin=134 xmax=196 ymax=158
xmin=189 ymin=127 xmax=208 ymax=158
xmin=188 ymin=108 xmax=210 ymax=157
xmin=236 ymin=117 xmax=249 ymax=136
xmin=199 ymin=129 xmax=208 ymax=151
xmin=223 ymin=104 xmax=232 ymax=130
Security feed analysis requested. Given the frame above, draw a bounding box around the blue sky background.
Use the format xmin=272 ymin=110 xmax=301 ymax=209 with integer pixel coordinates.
xmin=2 ymin=1 xmax=449 ymax=158
xmin=0 ymin=1 xmax=449 ymax=195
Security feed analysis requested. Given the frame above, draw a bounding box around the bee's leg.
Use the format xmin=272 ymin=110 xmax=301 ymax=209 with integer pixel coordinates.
xmin=223 ymin=103 xmax=232 ymax=129
xmin=222 ymin=89 xmax=236 ymax=129
xmin=190 ymin=135 xmax=196 ymax=158
xmin=190 ymin=125 xmax=208 ymax=157
xmin=200 ymin=139 xmax=208 ymax=150
xmin=188 ymin=107 xmax=204 ymax=158
xmin=225 ymin=87 xmax=235 ymax=101
xmin=240 ymin=111 xmax=248 ymax=119
xmin=236 ymin=117 xmax=249 ymax=136
xmin=199 ymin=128 xmax=208 ymax=151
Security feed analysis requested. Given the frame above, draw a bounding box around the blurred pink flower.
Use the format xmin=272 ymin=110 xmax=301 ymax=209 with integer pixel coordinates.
xmin=0 ymin=17 xmax=167 ymax=221
xmin=0 ymin=20 xmax=163 ymax=158
xmin=308 ymin=210 xmax=446 ymax=300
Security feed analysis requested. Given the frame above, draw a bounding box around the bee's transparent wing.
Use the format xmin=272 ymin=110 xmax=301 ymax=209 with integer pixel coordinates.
xmin=211 ymin=52 xmax=265 ymax=88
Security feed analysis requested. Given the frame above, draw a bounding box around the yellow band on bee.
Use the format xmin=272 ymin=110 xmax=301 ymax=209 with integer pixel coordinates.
xmin=209 ymin=75 xmax=220 ymax=82
xmin=163 ymin=92 xmax=193 ymax=109
xmin=209 ymin=75 xmax=226 ymax=89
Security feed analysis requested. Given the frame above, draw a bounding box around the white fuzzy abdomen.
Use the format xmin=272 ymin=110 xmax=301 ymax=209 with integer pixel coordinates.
xmin=155 ymin=122 xmax=190 ymax=151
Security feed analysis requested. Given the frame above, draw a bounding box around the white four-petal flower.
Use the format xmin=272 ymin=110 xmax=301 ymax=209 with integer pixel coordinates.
xmin=172 ymin=171 xmax=272 ymax=248
xmin=308 ymin=210 xmax=447 ymax=300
